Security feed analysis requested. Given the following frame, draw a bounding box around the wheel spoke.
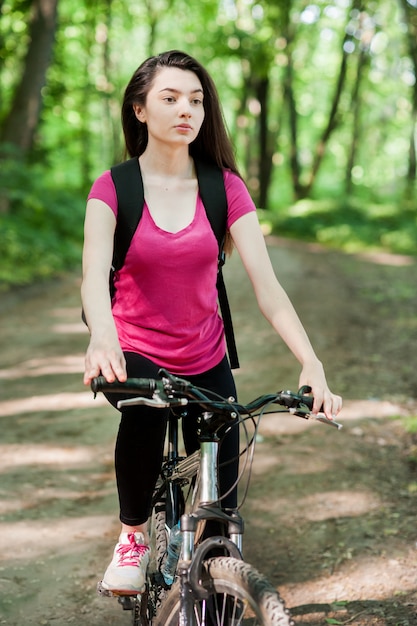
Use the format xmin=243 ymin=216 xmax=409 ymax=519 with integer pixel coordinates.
xmin=191 ymin=592 xmax=256 ymax=626
xmin=220 ymin=593 xmax=228 ymax=625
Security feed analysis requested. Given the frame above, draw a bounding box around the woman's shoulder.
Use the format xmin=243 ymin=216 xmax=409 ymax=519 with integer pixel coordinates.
xmin=222 ymin=168 xmax=242 ymax=185
xmin=223 ymin=168 xmax=252 ymax=197
xmin=88 ymin=169 xmax=113 ymax=193
xmin=87 ymin=170 xmax=117 ymax=215
xmin=222 ymin=169 xmax=256 ymax=227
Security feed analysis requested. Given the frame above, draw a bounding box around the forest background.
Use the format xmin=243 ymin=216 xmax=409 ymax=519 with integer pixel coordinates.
xmin=0 ymin=0 xmax=416 ymax=287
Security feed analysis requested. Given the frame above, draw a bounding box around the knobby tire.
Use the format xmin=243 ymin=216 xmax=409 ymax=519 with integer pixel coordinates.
xmin=154 ymin=556 xmax=293 ymax=626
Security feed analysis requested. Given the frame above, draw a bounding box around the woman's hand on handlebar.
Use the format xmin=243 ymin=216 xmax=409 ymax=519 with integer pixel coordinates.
xmin=299 ymin=360 xmax=342 ymax=420
xmin=83 ymin=334 xmax=127 ymax=386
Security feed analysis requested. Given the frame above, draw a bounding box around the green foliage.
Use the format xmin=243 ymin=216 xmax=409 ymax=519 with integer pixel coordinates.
xmin=403 ymin=416 xmax=417 ymax=436
xmin=0 ymin=148 xmax=84 ymax=289
xmin=261 ymin=194 xmax=417 ymax=256
xmin=401 ymin=415 xmax=417 ymax=481
xmin=0 ymin=0 xmax=416 ymax=290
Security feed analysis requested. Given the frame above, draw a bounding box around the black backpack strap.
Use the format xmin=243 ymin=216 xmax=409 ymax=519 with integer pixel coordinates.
xmin=194 ymin=159 xmax=227 ymax=251
xmin=217 ymin=270 xmax=239 ymax=369
xmin=194 ymin=159 xmax=240 ymax=370
xmin=111 ymin=158 xmax=144 ymax=271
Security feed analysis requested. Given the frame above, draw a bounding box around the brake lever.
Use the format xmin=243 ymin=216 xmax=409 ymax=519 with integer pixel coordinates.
xmin=290 ymin=403 xmax=343 ymax=429
xmin=117 ymin=396 xmax=188 ymax=409
xmin=313 ymin=414 xmax=343 ymax=430
xmin=290 ymin=404 xmax=311 ymax=419
xmin=295 ymin=386 xmax=343 ymax=430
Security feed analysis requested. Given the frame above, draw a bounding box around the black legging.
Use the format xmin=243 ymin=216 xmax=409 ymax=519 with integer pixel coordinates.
xmin=104 ymin=352 xmax=238 ymax=526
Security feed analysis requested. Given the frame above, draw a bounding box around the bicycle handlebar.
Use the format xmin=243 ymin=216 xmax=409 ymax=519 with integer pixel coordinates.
xmin=91 ymin=376 xmax=157 ymax=396
xmin=91 ymin=369 xmax=342 ymax=429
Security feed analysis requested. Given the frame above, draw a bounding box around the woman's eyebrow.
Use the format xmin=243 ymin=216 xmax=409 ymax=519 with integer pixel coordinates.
xmin=158 ymin=87 xmax=204 ymax=95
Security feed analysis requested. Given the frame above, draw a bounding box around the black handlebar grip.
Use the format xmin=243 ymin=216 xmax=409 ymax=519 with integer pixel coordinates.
xmin=296 ymin=385 xmax=313 ymax=410
xmin=91 ymin=377 xmax=156 ymax=395
xmin=299 ymin=387 xmax=324 ymax=413
xmin=300 ymin=394 xmax=314 ymax=410
xmin=91 ymin=376 xmax=108 ymax=393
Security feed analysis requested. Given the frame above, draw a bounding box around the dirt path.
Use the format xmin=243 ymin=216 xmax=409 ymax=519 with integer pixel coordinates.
xmin=0 ymin=238 xmax=416 ymax=625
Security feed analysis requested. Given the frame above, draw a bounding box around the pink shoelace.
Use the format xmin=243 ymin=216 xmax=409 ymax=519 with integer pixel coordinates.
xmin=117 ymin=533 xmax=149 ymax=567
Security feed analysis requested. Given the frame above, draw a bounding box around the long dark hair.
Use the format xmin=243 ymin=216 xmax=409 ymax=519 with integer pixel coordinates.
xmin=121 ymin=50 xmax=239 ymax=175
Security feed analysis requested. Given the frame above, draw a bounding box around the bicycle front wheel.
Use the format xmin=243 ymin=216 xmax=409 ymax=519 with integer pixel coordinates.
xmin=155 ymin=556 xmax=293 ymax=626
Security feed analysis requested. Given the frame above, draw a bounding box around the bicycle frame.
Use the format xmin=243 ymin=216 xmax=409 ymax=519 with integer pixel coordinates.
xmin=162 ymin=410 xmax=244 ymax=626
xmin=163 ymin=410 xmax=244 ymax=559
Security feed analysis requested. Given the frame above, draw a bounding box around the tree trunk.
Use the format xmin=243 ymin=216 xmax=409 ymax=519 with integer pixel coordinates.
xmin=234 ymin=73 xmax=253 ymax=185
xmin=0 ymin=0 xmax=58 ymax=153
xmin=345 ymin=46 xmax=368 ymax=195
xmin=278 ymin=1 xmax=305 ymax=201
xmin=398 ymin=0 xmax=417 ymax=195
xmin=407 ymin=109 xmax=417 ymax=187
xmin=283 ymin=51 xmax=303 ymax=200
xmin=304 ymin=45 xmax=349 ymax=196
xmin=304 ymin=0 xmax=367 ymax=197
xmin=256 ymin=77 xmax=274 ymax=209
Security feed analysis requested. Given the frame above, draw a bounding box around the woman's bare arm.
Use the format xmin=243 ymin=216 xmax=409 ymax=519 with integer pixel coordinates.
xmin=81 ymin=199 xmax=127 ymax=385
xmin=230 ymin=211 xmax=342 ymax=419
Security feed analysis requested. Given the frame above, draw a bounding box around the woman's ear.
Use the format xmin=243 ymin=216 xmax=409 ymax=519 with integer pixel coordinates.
xmin=133 ymin=104 xmax=146 ymax=123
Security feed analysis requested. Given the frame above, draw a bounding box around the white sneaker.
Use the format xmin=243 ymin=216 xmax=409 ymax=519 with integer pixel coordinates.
xmin=101 ymin=532 xmax=150 ymax=593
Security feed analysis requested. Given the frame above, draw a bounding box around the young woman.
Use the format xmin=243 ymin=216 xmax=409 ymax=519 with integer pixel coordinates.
xmin=81 ymin=50 xmax=342 ymax=594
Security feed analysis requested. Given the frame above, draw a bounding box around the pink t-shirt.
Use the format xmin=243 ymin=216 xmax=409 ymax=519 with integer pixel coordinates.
xmin=88 ymin=167 xmax=256 ymax=375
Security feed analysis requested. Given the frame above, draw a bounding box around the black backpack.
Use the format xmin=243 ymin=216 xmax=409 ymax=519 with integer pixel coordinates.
xmin=84 ymin=157 xmax=239 ymax=369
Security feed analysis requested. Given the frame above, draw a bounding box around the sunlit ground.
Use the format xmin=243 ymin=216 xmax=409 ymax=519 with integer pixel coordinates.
xmin=0 ymin=248 xmax=416 ymax=624
xmin=281 ymin=548 xmax=417 ymax=603
xmin=0 ymin=515 xmax=116 ymax=562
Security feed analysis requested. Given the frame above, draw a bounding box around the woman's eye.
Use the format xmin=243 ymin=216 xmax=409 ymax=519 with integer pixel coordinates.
xmin=192 ymin=99 xmax=203 ymax=106
xmin=164 ymin=96 xmax=176 ymax=103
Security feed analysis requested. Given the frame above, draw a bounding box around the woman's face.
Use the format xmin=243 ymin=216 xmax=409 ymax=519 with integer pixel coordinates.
xmin=133 ymin=67 xmax=205 ymax=148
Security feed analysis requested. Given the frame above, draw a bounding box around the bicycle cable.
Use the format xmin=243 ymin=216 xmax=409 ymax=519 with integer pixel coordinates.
xmin=181 ymin=394 xmax=277 ymax=511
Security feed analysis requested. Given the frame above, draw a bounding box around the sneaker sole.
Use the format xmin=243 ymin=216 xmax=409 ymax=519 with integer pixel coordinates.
xmin=97 ymin=580 xmax=144 ymax=597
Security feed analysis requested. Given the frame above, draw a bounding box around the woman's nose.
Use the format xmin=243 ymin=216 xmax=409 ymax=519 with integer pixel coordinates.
xmin=179 ymin=97 xmax=192 ymax=116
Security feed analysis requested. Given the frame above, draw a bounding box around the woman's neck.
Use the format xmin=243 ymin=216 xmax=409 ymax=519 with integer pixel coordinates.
xmin=139 ymin=145 xmax=194 ymax=180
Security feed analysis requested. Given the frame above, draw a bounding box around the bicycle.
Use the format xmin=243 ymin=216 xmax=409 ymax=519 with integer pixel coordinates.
xmin=92 ymin=368 xmax=342 ymax=626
